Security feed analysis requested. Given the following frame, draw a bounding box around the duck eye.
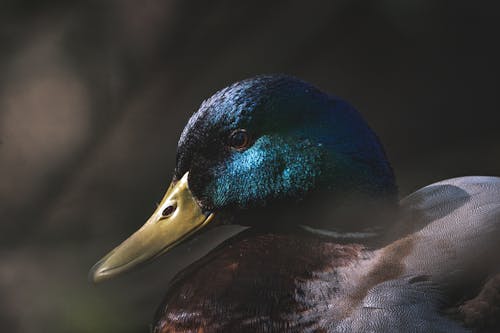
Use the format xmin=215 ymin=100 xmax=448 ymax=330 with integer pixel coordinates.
xmin=228 ymin=129 xmax=250 ymax=150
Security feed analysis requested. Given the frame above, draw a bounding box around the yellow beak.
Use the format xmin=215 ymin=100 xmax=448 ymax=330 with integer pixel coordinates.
xmin=90 ymin=172 xmax=214 ymax=283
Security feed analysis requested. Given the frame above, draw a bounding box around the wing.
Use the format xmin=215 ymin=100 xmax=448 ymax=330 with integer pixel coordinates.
xmin=397 ymin=176 xmax=500 ymax=291
xmin=338 ymin=176 xmax=500 ymax=332
xmin=335 ymin=275 xmax=469 ymax=332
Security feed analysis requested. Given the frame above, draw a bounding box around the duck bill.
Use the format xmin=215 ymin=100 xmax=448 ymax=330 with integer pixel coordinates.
xmin=90 ymin=172 xmax=214 ymax=283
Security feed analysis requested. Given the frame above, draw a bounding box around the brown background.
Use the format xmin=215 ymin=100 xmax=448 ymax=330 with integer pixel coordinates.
xmin=1 ymin=1 xmax=499 ymax=332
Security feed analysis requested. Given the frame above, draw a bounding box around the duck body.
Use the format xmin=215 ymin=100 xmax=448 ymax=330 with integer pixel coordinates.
xmin=154 ymin=176 xmax=500 ymax=332
xmin=154 ymin=232 xmax=365 ymax=332
xmin=90 ymin=75 xmax=500 ymax=332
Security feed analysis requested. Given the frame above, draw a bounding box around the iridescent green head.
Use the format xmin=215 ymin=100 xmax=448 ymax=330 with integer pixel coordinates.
xmin=176 ymin=75 xmax=396 ymax=214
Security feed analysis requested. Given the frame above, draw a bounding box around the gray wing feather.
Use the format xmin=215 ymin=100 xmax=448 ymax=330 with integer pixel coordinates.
xmin=335 ymin=276 xmax=469 ymax=332
xmin=399 ymin=176 xmax=500 ymax=288
xmin=336 ymin=176 xmax=500 ymax=332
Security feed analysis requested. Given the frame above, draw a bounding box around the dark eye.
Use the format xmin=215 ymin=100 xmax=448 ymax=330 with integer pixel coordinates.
xmin=228 ymin=129 xmax=250 ymax=150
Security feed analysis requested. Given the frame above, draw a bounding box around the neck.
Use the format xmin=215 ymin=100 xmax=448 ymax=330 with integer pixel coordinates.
xmin=217 ymin=188 xmax=399 ymax=246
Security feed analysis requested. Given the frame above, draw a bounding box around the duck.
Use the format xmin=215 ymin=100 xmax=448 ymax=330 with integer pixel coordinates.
xmin=90 ymin=75 xmax=500 ymax=332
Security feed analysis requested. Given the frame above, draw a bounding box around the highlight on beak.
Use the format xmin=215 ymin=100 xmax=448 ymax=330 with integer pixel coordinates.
xmin=90 ymin=172 xmax=214 ymax=283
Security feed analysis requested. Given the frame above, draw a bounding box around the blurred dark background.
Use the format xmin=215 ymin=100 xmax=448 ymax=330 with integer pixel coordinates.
xmin=1 ymin=1 xmax=499 ymax=332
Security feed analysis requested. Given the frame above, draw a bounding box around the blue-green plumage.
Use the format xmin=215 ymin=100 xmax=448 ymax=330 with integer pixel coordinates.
xmin=176 ymin=75 xmax=396 ymax=213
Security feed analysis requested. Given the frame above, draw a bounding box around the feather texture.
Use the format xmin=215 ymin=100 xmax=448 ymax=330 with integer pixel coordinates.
xmin=153 ymin=177 xmax=500 ymax=332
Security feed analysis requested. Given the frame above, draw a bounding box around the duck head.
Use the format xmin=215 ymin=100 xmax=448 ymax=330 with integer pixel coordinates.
xmin=91 ymin=75 xmax=396 ymax=282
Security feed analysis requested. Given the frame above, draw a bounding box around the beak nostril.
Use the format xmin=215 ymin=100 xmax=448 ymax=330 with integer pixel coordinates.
xmin=162 ymin=204 xmax=176 ymax=217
